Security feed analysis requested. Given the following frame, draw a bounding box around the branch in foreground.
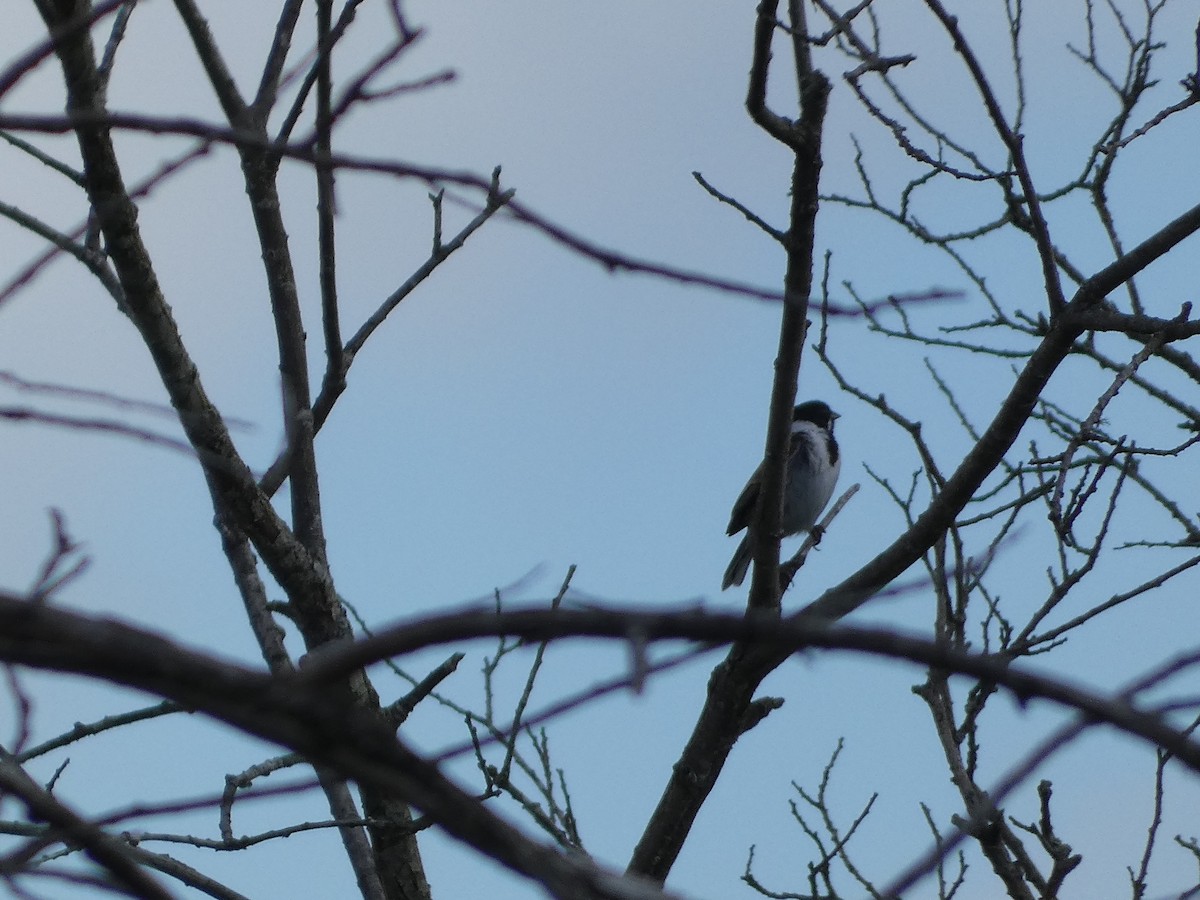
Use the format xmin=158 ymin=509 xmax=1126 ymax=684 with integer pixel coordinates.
xmin=5 ymin=593 xmax=1200 ymax=794
xmin=0 ymin=591 xmax=681 ymax=900
xmin=0 ymin=752 xmax=172 ymax=899
xmin=290 ymin=604 xmax=1200 ymax=764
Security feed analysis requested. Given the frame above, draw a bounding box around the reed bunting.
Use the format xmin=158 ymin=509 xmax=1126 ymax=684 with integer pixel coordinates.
xmin=722 ymin=400 xmax=841 ymax=589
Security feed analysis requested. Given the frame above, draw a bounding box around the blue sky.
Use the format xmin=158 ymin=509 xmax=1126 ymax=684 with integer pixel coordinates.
xmin=3 ymin=2 xmax=1200 ymax=898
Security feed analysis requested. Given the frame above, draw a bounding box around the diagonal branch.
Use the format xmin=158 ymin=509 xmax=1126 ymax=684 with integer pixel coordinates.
xmin=170 ymin=0 xmax=249 ymax=123
xmin=0 ymin=752 xmax=172 ymax=900
xmin=921 ymin=0 xmax=1065 ymax=314
xmin=803 ymin=195 xmax=1200 ymax=625
xmin=0 ymin=0 xmax=127 ymax=100
xmin=252 ymin=0 xmax=305 ymax=115
xmin=0 ymin=591 xmax=687 ymax=900
xmin=259 ymin=172 xmax=514 ymax=497
xmin=33 ymin=1 xmax=317 ymax=602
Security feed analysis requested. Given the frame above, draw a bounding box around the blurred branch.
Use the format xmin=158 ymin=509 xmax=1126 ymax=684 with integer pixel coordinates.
xmin=0 ymin=590 xmax=687 ymax=900
xmin=0 ymin=0 xmax=128 ymax=99
xmin=0 ymin=751 xmax=172 ymax=899
xmin=283 ymin=602 xmax=1200 ymax=766
xmin=8 ymin=593 xmax=1200 ymax=795
xmin=0 ymin=406 xmax=194 ymax=454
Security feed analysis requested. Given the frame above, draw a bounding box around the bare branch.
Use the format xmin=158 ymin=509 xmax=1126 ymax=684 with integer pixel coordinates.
xmin=0 ymin=752 xmax=172 ymax=900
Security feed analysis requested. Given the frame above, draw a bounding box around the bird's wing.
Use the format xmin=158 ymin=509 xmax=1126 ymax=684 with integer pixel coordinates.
xmin=728 ymin=428 xmax=817 ymax=536
xmin=726 ymin=462 xmax=763 ymax=536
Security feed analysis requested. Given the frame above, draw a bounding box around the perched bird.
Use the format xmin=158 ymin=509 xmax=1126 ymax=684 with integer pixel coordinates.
xmin=722 ymin=400 xmax=841 ymax=590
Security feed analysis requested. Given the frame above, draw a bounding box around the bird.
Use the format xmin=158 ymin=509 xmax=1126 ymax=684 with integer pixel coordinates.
xmin=722 ymin=400 xmax=841 ymax=590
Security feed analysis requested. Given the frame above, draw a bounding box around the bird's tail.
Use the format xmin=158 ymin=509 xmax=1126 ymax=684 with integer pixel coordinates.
xmin=722 ymin=535 xmax=753 ymax=590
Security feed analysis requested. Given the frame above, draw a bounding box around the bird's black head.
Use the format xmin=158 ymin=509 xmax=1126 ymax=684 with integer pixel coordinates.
xmin=793 ymin=400 xmax=837 ymax=429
